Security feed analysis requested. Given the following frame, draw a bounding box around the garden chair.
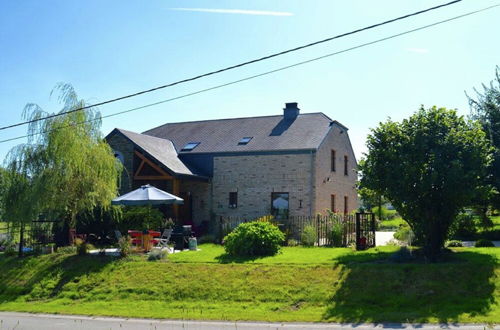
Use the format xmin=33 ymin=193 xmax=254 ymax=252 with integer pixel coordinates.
xmin=114 ymin=230 xmax=122 ymax=242
xmin=155 ymin=229 xmax=172 ymax=249
xmin=128 ymin=230 xmax=142 ymax=246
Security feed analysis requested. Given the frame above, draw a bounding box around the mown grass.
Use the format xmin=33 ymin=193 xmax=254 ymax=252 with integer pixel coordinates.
xmin=378 ymin=217 xmax=406 ymax=231
xmin=0 ymin=245 xmax=498 ymax=323
xmin=169 ymin=244 xmax=398 ymax=264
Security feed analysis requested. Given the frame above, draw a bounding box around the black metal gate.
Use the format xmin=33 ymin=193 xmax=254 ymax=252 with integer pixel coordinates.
xmin=355 ymin=212 xmax=376 ymax=250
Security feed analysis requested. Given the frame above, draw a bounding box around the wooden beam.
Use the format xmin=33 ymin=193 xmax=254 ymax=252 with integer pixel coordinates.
xmin=133 ymin=175 xmax=173 ymax=180
xmin=134 ymin=150 xmax=173 ymax=179
xmin=134 ymin=159 xmax=146 ymax=177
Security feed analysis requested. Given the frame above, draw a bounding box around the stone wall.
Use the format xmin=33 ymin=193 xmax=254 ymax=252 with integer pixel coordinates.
xmin=212 ymin=153 xmax=314 ymax=219
xmin=313 ymin=124 xmax=358 ymax=214
xmin=106 ymin=132 xmax=134 ymax=195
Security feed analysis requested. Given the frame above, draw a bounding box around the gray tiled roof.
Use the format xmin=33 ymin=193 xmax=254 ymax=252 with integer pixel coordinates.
xmin=115 ymin=128 xmax=195 ymax=176
xmin=142 ymin=113 xmax=334 ymax=154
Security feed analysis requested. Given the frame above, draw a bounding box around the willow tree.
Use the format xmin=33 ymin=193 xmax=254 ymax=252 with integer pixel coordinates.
xmin=4 ymin=83 xmax=121 ymax=245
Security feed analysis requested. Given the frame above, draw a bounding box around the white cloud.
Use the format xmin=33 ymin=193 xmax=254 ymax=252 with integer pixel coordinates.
xmin=406 ymin=48 xmax=430 ymax=54
xmin=169 ymin=8 xmax=293 ymax=16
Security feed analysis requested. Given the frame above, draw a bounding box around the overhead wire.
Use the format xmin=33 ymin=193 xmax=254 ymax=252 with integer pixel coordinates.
xmin=0 ymin=0 xmax=463 ymax=131
xmin=0 ymin=2 xmax=498 ymax=144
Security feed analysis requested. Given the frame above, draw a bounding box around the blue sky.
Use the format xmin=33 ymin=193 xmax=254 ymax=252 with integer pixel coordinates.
xmin=0 ymin=0 xmax=499 ymax=162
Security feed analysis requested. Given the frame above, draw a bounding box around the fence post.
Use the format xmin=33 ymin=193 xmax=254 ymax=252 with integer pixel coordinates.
xmin=355 ymin=213 xmax=361 ymax=250
xmin=371 ymin=212 xmax=376 ymax=247
xmin=316 ymin=214 xmax=320 ymax=246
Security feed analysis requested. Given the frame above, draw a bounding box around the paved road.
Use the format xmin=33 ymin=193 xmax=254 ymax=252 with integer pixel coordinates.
xmin=0 ymin=312 xmax=497 ymax=330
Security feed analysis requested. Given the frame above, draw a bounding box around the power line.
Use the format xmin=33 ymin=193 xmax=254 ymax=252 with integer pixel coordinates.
xmin=1 ymin=2 xmax=497 ymax=145
xmin=0 ymin=0 xmax=463 ymax=132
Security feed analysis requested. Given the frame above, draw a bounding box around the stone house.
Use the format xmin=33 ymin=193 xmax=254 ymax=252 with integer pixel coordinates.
xmin=105 ymin=102 xmax=358 ymax=227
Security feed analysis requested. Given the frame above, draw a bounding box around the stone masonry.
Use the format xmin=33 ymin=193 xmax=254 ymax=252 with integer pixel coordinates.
xmin=212 ymin=153 xmax=314 ymax=219
xmin=314 ymin=123 xmax=358 ymax=214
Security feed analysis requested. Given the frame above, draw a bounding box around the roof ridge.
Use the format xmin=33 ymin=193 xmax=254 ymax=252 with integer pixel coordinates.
xmin=117 ymin=128 xmax=174 ymax=144
xmin=142 ymin=112 xmax=328 ymax=134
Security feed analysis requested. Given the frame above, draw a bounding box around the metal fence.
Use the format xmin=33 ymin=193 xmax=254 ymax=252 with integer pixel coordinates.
xmin=217 ymin=212 xmax=376 ymax=249
xmin=0 ymin=220 xmax=56 ymax=254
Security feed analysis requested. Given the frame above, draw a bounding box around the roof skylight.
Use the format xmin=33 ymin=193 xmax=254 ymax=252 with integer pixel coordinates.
xmin=181 ymin=142 xmax=200 ymax=151
xmin=238 ymin=137 xmax=253 ymax=145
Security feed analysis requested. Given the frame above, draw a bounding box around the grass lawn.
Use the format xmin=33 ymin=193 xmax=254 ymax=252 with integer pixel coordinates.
xmin=0 ymin=244 xmax=499 ymax=324
xmin=378 ymin=217 xmax=406 ymax=230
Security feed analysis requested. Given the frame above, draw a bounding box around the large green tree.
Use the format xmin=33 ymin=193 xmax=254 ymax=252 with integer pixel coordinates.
xmin=360 ymin=106 xmax=491 ymax=260
xmin=468 ymin=66 xmax=500 ymax=210
xmin=3 ymin=83 xmax=121 ymax=246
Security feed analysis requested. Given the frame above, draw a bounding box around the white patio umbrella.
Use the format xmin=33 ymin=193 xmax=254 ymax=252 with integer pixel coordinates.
xmin=111 ymin=184 xmax=183 ymax=206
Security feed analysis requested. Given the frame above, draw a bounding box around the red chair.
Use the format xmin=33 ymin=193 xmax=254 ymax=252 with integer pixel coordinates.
xmin=149 ymin=230 xmax=161 ymax=245
xmin=128 ymin=230 xmax=142 ymax=246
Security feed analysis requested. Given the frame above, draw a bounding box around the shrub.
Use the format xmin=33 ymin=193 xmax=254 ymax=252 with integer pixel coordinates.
xmin=119 ymin=206 xmax=164 ymax=231
xmin=329 ymin=222 xmax=344 ymax=247
xmin=445 ymin=240 xmax=463 ymax=247
xmin=56 ymin=245 xmax=77 ymax=254
xmin=449 ymin=212 xmax=477 ymax=239
xmin=148 ymin=248 xmax=169 ymax=261
xmin=75 ymin=238 xmax=90 ymax=256
xmin=372 ymin=206 xmax=398 ymax=220
xmin=393 ymin=225 xmax=415 ymax=245
xmin=287 ymin=238 xmax=299 ymax=247
xmin=300 ymin=225 xmax=317 ymax=247
xmin=118 ymin=236 xmax=132 ymax=258
xmin=224 ymin=221 xmax=285 ymax=256
xmin=475 ymin=239 xmax=495 ymax=247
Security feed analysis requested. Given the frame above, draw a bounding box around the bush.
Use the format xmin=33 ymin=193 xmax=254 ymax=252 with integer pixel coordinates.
xmin=148 ymin=248 xmax=169 ymax=261
xmin=393 ymin=225 xmax=415 ymax=245
xmin=328 ymin=222 xmax=344 ymax=247
xmin=118 ymin=236 xmax=132 ymax=258
xmin=449 ymin=212 xmax=477 ymax=240
xmin=300 ymin=225 xmax=317 ymax=247
xmin=475 ymin=239 xmax=495 ymax=247
xmin=224 ymin=221 xmax=285 ymax=257
xmin=286 ymin=238 xmax=299 ymax=247
xmin=119 ymin=206 xmax=164 ymax=231
xmin=372 ymin=206 xmax=398 ymax=220
xmin=75 ymin=238 xmax=91 ymax=256
xmin=56 ymin=245 xmax=77 ymax=254
xmin=445 ymin=240 xmax=463 ymax=247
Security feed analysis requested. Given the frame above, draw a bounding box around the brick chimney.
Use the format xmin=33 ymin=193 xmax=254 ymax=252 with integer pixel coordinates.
xmin=283 ymin=102 xmax=299 ymax=121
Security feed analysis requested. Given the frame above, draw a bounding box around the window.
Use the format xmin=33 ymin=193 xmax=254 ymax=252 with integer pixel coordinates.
xmin=113 ymin=151 xmax=124 ymax=164
xmin=344 ymin=155 xmax=348 ymax=176
xmin=331 ymin=194 xmax=336 ymax=213
xmin=229 ymin=192 xmax=238 ymax=208
xmin=344 ymin=196 xmax=348 ymax=214
xmin=238 ymin=137 xmax=253 ymax=145
xmin=181 ymin=142 xmax=200 ymax=152
xmin=271 ymin=192 xmax=289 ymax=219
xmin=331 ymin=150 xmax=336 ymax=172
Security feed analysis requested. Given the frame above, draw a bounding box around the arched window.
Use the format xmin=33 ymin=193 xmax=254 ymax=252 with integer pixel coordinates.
xmin=113 ymin=150 xmax=124 ymax=164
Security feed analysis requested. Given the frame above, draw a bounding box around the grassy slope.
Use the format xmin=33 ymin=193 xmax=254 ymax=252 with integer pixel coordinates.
xmin=0 ymin=245 xmax=498 ymax=323
xmin=378 ymin=217 xmax=406 ymax=230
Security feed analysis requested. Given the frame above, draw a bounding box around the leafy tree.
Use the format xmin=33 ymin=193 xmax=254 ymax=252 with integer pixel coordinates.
xmin=0 ymin=167 xmax=9 ymax=220
xmin=468 ymin=66 xmax=500 ymax=210
xmin=3 ymin=83 xmax=121 ymax=246
xmin=360 ymin=106 xmax=491 ymax=260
